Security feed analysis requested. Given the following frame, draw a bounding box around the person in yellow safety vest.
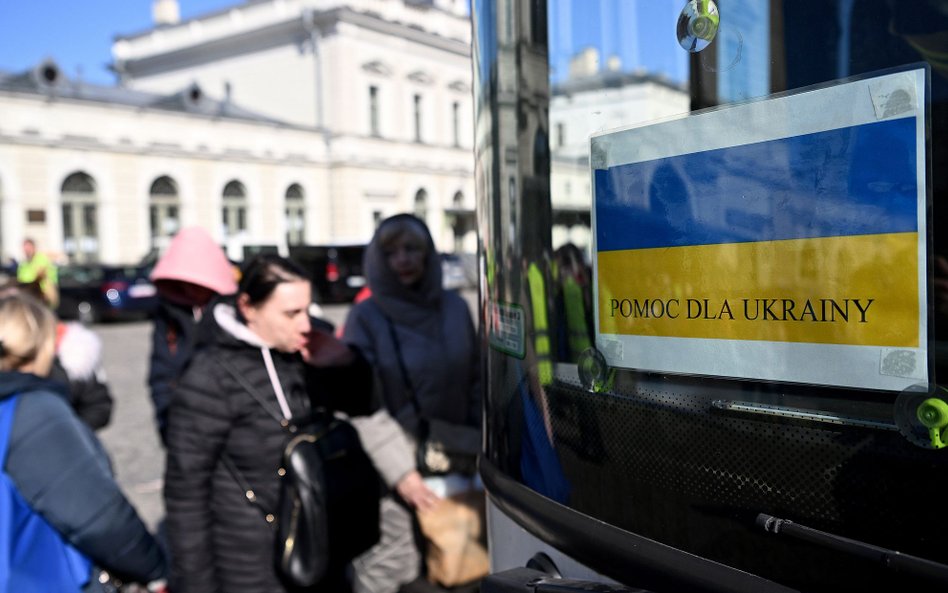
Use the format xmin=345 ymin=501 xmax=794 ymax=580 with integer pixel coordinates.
xmin=519 ymin=254 xmax=571 ymax=503
xmin=526 ymin=259 xmax=554 ymax=387
xmin=562 ymin=277 xmax=591 ymax=357
xmin=522 ymin=249 xmax=608 ymax=491
xmin=553 ymin=243 xmax=593 ymax=363
xmin=17 ymin=238 xmax=59 ymax=308
xmin=552 ymin=243 xmax=616 ymax=394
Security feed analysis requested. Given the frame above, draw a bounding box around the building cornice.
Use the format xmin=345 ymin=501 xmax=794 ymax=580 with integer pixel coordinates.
xmin=326 ymin=158 xmax=472 ymax=176
xmin=362 ymin=59 xmax=394 ymax=76
xmin=0 ymin=88 xmax=321 ymax=133
xmin=333 ymin=8 xmax=469 ymax=55
xmin=552 ymin=70 xmax=687 ymax=98
xmin=0 ymin=134 xmax=474 ymax=179
xmin=115 ymin=0 xmax=468 ymax=42
xmin=116 ymin=7 xmax=469 ymax=80
xmin=0 ymin=114 xmax=472 ymax=176
xmin=407 ymin=70 xmax=435 ymax=85
xmin=116 ymin=17 xmax=306 ymax=79
xmin=0 ymin=132 xmax=325 ymax=166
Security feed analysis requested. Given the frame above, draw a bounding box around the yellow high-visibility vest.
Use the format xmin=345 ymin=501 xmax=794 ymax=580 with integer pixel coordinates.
xmin=562 ymin=276 xmax=591 ymax=361
xmin=527 ymin=262 xmax=553 ymax=386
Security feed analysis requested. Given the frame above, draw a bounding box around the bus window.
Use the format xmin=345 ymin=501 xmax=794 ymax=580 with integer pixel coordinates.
xmin=473 ymin=2 xmax=948 ymax=592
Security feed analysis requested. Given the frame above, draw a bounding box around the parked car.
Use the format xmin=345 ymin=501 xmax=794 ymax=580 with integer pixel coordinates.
xmin=441 ymin=252 xmax=477 ymax=290
xmin=288 ymin=244 xmax=367 ymax=303
xmin=57 ymin=264 xmax=158 ymax=323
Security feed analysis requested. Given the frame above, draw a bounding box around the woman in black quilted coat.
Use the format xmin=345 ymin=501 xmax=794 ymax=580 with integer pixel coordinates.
xmin=164 ymin=255 xmax=372 ymax=593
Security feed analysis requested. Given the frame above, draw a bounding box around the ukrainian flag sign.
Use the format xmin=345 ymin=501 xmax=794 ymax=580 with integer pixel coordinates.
xmin=591 ymin=68 xmax=928 ymax=391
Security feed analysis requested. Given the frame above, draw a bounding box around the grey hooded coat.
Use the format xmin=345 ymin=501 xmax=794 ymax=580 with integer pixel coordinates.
xmin=343 ymin=214 xmax=481 ymax=593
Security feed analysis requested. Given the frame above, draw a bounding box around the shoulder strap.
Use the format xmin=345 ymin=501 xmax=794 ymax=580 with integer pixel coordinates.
xmin=209 ymin=352 xmax=284 ymax=523
xmin=219 ymin=454 xmax=275 ymax=525
xmin=211 ymin=351 xmax=287 ymax=426
xmin=376 ymin=304 xmax=423 ymax=419
xmin=0 ymin=395 xmax=17 ymax=464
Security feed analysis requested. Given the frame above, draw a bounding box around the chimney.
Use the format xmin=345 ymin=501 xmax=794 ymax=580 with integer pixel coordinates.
xmin=153 ymin=0 xmax=181 ymax=26
xmin=569 ymin=47 xmax=600 ymax=79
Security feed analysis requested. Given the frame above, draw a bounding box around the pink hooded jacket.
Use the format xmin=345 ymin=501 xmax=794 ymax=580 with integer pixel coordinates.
xmin=150 ymin=227 xmax=237 ymax=296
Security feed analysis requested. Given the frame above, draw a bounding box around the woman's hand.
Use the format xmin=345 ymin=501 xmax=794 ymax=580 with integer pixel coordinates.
xmin=301 ymin=330 xmax=356 ymax=367
xmin=396 ymin=470 xmax=440 ymax=511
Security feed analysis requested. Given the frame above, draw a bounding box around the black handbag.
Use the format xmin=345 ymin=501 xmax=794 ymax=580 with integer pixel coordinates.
xmin=383 ymin=314 xmax=480 ymax=477
xmin=274 ymin=414 xmax=380 ymax=587
xmin=217 ymin=356 xmax=380 ymax=589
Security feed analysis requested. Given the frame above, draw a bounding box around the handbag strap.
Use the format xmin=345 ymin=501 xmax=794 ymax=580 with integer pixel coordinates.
xmin=379 ymin=307 xmax=424 ymax=420
xmin=213 ymin=351 xmax=289 ymax=427
xmin=219 ymin=454 xmax=276 ymax=526
xmin=0 ymin=394 xmax=17 ymax=464
xmin=210 ymin=352 xmax=287 ymax=524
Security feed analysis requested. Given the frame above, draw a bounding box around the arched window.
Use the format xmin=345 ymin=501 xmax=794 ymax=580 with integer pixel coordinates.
xmin=414 ymin=189 xmax=428 ymax=223
xmin=149 ymin=176 xmax=180 ymax=250
xmin=222 ymin=180 xmax=247 ymax=240
xmin=285 ymin=183 xmax=306 ymax=246
xmin=61 ymin=172 xmax=98 ymax=263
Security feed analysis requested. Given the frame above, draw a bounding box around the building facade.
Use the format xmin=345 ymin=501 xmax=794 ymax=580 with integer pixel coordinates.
xmin=0 ymin=0 xmax=690 ymax=266
xmin=0 ymin=0 xmax=476 ymax=265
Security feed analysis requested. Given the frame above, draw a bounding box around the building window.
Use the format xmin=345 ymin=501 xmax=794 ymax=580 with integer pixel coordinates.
xmin=452 ymin=101 xmax=461 ymax=147
xmin=369 ymin=86 xmax=380 ymax=136
xmin=413 ymin=94 xmax=423 ymax=142
xmin=149 ymin=176 xmax=180 ymax=251
xmin=414 ymin=189 xmax=428 ymax=223
xmin=222 ymin=180 xmax=247 ymax=240
xmin=373 ymin=210 xmax=383 ymax=228
xmin=61 ymin=171 xmax=99 ymax=263
xmin=452 ymin=191 xmax=466 ymax=252
xmin=556 ymin=122 xmax=565 ymax=148
xmin=285 ymin=183 xmax=306 ymax=246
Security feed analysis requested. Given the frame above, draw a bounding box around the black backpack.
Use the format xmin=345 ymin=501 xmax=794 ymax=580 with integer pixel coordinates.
xmin=275 ymin=414 xmax=380 ymax=588
xmin=216 ymin=354 xmax=381 ymax=589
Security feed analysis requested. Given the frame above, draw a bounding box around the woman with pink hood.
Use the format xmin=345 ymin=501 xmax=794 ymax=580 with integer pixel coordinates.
xmin=148 ymin=227 xmax=237 ymax=444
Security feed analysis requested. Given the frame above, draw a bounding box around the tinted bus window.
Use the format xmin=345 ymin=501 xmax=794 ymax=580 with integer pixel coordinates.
xmin=473 ymin=2 xmax=948 ymax=591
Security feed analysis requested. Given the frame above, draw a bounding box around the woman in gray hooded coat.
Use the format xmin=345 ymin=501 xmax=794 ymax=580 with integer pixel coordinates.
xmin=343 ymin=214 xmax=481 ymax=593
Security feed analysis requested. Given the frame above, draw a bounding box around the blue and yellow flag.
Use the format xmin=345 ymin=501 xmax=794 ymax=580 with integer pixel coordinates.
xmin=595 ymin=116 xmax=920 ymax=348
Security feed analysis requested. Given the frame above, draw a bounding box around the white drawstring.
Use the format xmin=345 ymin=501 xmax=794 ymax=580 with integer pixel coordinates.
xmin=261 ymin=347 xmax=293 ymax=420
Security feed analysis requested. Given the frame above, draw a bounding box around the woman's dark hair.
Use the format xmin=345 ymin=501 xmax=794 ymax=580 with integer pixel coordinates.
xmin=238 ymin=254 xmax=310 ymax=306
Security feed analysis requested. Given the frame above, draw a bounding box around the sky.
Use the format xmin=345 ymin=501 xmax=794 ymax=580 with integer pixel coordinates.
xmin=0 ymin=1 xmax=239 ymax=85
xmin=0 ymin=0 xmax=688 ymax=87
xmin=549 ymin=0 xmax=688 ymax=85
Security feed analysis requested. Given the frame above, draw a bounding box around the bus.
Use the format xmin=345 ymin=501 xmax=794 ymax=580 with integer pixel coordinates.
xmin=472 ymin=2 xmax=948 ymax=591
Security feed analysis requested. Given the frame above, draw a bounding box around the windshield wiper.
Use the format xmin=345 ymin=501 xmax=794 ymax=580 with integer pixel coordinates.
xmin=757 ymin=513 xmax=948 ymax=584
